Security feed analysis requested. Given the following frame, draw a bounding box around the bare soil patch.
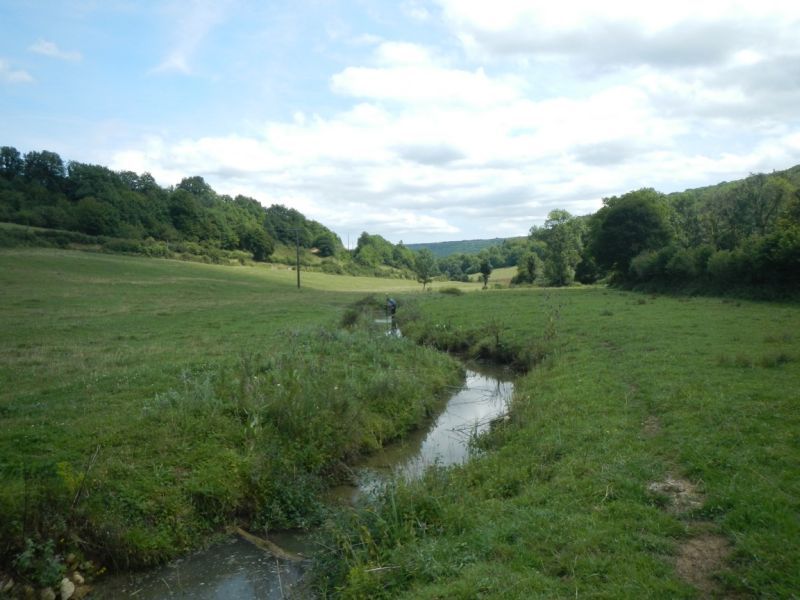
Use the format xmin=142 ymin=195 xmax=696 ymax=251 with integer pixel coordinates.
xmin=648 ymin=475 xmax=733 ymax=596
xmin=675 ymin=533 xmax=732 ymax=598
xmin=647 ymin=476 xmax=703 ymax=514
xmin=642 ymin=415 xmax=661 ymax=437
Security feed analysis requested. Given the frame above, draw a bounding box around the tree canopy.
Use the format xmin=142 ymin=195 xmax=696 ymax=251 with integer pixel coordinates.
xmin=0 ymin=146 xmax=344 ymax=263
xmin=591 ymin=189 xmax=672 ymax=273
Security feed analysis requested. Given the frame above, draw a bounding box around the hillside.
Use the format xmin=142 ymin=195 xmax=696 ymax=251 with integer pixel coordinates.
xmin=406 ymin=237 xmax=517 ymax=258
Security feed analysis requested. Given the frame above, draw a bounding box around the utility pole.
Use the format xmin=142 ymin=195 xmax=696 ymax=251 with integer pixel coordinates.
xmin=287 ymin=228 xmax=301 ymax=289
xmin=295 ymin=229 xmax=300 ymax=289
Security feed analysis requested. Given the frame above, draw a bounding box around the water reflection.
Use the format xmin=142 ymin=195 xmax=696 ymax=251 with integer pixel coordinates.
xmin=340 ymin=366 xmax=513 ymax=498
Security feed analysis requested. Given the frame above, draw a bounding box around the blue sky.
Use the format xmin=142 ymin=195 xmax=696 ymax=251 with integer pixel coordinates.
xmin=2 ymin=1 xmax=800 ymax=244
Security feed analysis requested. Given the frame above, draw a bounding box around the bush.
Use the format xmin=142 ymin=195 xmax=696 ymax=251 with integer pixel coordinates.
xmin=707 ymin=249 xmax=748 ymax=285
xmin=665 ymin=248 xmax=697 ymax=280
xmin=629 ymin=250 xmax=659 ymax=281
xmin=102 ymin=238 xmax=145 ymax=254
xmin=439 ymin=287 xmax=464 ymax=296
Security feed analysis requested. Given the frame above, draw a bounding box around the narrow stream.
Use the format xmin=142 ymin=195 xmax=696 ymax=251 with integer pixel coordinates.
xmin=91 ymin=363 xmax=514 ymax=599
xmin=332 ymin=365 xmax=513 ymax=501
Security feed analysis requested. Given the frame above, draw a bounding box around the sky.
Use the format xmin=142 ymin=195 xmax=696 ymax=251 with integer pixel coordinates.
xmin=2 ymin=1 xmax=800 ymax=245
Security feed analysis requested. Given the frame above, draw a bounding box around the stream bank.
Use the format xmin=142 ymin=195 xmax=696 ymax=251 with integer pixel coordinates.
xmin=90 ymin=362 xmax=514 ymax=599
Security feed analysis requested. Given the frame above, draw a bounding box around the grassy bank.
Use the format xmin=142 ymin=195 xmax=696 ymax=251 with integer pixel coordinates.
xmin=0 ymin=249 xmax=462 ymax=585
xmin=314 ymin=288 xmax=800 ymax=598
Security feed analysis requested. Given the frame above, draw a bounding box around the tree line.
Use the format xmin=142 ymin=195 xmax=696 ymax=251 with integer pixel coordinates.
xmin=2 ymin=145 xmax=798 ymax=293
xmin=0 ymin=146 xmax=343 ymax=263
xmin=507 ymin=167 xmax=800 ymax=295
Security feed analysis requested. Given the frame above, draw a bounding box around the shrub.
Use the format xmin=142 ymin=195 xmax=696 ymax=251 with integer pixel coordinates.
xmin=102 ymin=238 xmax=144 ymax=254
xmin=439 ymin=287 xmax=464 ymax=296
xmin=665 ymin=248 xmax=697 ymax=280
xmin=707 ymin=249 xmax=750 ymax=285
xmin=12 ymin=538 xmax=65 ymax=588
xmin=629 ymin=250 xmax=659 ymax=281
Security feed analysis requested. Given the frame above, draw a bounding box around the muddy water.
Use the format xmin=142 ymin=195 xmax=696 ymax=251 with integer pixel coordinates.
xmin=91 ymin=536 xmax=307 ymax=599
xmin=91 ymin=364 xmax=513 ymax=598
xmin=333 ymin=365 xmax=513 ymax=500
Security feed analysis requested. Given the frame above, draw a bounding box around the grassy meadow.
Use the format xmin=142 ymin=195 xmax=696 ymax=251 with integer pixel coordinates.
xmin=2 ymin=247 xmax=799 ymax=598
xmin=316 ymin=289 xmax=800 ymax=598
xmin=0 ymin=249 xmax=468 ymax=578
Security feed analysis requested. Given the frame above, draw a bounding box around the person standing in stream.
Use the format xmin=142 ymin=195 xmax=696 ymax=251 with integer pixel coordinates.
xmin=386 ymin=297 xmax=398 ymax=331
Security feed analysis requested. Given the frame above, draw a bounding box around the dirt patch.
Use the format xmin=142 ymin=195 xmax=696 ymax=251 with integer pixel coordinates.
xmin=648 ymin=476 xmax=704 ymax=514
xmin=648 ymin=476 xmax=734 ymax=596
xmin=642 ymin=415 xmax=661 ymax=437
xmin=676 ymin=534 xmax=732 ymax=597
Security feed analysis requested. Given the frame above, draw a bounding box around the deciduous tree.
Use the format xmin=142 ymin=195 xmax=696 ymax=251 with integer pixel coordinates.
xmin=414 ymin=249 xmax=438 ymax=290
xmin=542 ymin=209 xmax=584 ymax=286
xmin=591 ymin=189 xmax=672 ymax=275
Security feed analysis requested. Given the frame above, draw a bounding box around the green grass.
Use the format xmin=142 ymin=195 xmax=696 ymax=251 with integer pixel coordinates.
xmin=314 ymin=288 xmax=800 ymax=598
xmin=0 ymin=249 xmax=463 ymax=576
xmin=5 ymin=249 xmax=798 ymax=596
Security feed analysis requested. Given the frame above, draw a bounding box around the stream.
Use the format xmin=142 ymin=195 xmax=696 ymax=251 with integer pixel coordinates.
xmin=91 ymin=363 xmax=514 ymax=599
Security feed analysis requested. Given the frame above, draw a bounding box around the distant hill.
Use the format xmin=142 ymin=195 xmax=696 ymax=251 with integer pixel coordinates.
xmin=406 ymin=238 xmax=516 ymax=258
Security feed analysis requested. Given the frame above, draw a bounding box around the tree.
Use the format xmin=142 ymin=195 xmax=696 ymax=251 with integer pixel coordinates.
xmin=542 ymin=209 xmax=585 ymax=286
xmin=479 ymin=258 xmax=493 ymax=289
xmin=591 ymin=189 xmax=672 ymax=276
xmin=414 ymin=249 xmax=438 ymax=290
xmin=169 ymin=189 xmax=206 ymax=240
xmin=313 ymin=232 xmax=337 ymax=257
xmin=512 ymin=251 xmax=541 ymax=284
xmin=240 ymin=226 xmax=274 ymax=261
xmin=177 ymin=176 xmax=216 ymax=206
xmin=23 ymin=150 xmax=65 ymax=190
xmin=0 ymin=146 xmax=23 ymax=179
xmin=74 ymin=196 xmax=120 ymax=236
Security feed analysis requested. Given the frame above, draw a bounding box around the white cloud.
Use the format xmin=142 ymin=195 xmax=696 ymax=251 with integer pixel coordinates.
xmin=106 ymin=2 xmax=800 ymax=243
xmin=29 ymin=39 xmax=82 ymax=61
xmin=151 ymin=0 xmax=231 ymax=75
xmin=332 ymin=65 xmax=521 ymax=107
xmin=0 ymin=58 xmax=33 ymax=83
xmin=437 ymin=0 xmax=800 ymax=72
xmin=374 ymin=41 xmax=434 ymax=66
xmin=402 ymin=1 xmax=432 ymax=22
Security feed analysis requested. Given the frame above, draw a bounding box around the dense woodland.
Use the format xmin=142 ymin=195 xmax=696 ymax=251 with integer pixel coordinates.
xmin=516 ymin=167 xmax=800 ymax=295
xmin=0 ymin=146 xmax=342 ymax=265
xmin=2 ymin=145 xmax=799 ymax=295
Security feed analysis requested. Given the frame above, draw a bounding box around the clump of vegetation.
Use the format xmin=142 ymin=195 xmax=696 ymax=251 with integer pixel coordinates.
xmin=11 ymin=538 xmax=65 ymax=588
xmin=438 ymin=287 xmax=464 ymax=296
xmin=399 ymin=292 xmax=558 ymax=372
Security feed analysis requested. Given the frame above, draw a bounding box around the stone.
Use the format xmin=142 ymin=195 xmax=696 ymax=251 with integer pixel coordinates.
xmin=0 ymin=577 xmax=14 ymax=593
xmin=71 ymin=585 xmax=92 ymax=600
xmin=71 ymin=571 xmax=84 ymax=586
xmin=59 ymin=577 xmax=75 ymax=600
xmin=39 ymin=587 xmax=56 ymax=600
